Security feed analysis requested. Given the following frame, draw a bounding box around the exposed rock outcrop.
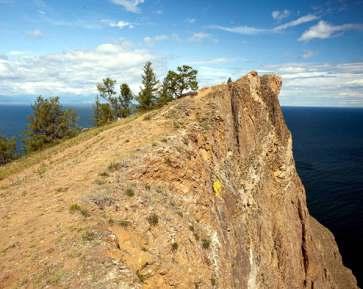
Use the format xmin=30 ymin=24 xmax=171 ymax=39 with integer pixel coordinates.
xmin=0 ymin=72 xmax=358 ymax=288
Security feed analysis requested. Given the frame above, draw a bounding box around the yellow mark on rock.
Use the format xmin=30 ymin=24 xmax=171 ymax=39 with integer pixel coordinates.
xmin=213 ymin=180 xmax=223 ymax=198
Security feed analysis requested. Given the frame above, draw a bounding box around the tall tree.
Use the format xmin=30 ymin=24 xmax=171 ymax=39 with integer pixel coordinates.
xmin=138 ymin=62 xmax=159 ymax=110
xmin=175 ymin=65 xmax=198 ymax=98
xmin=0 ymin=135 xmax=16 ymax=166
xmin=96 ymin=78 xmax=118 ymax=118
xmin=119 ymin=83 xmax=134 ymax=117
xmin=158 ymin=71 xmax=178 ymax=106
xmin=94 ymin=96 xmax=113 ymax=127
xmin=24 ymin=96 xmax=78 ymax=152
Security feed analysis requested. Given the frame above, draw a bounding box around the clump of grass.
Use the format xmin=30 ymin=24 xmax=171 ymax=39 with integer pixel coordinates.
xmin=211 ymin=277 xmax=216 ymax=286
xmin=108 ymin=162 xmax=120 ymax=172
xmin=109 ymin=218 xmax=131 ymax=228
xmin=189 ymin=225 xmax=200 ymax=240
xmin=99 ymin=171 xmax=109 ymax=177
xmin=171 ymin=242 xmax=178 ymax=252
xmin=202 ymin=238 xmax=211 ymax=249
xmin=136 ymin=270 xmax=145 ymax=282
xmin=125 ymin=187 xmax=135 ymax=197
xmin=161 ymin=138 xmax=168 ymax=143
xmin=143 ymin=114 xmax=152 ymax=121
xmin=82 ymin=231 xmax=97 ymax=241
xmin=69 ymin=203 xmax=90 ymax=217
xmin=147 ymin=213 xmax=159 ymax=226
xmin=145 ymin=184 xmax=151 ymax=191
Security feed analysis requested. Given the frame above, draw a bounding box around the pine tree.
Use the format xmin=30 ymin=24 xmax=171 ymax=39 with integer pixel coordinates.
xmin=138 ymin=62 xmax=159 ymax=110
xmin=94 ymin=96 xmax=113 ymax=127
xmin=24 ymin=96 xmax=78 ymax=152
xmin=158 ymin=71 xmax=178 ymax=106
xmin=96 ymin=78 xmax=118 ymax=119
xmin=175 ymin=65 xmax=198 ymax=98
xmin=119 ymin=83 xmax=134 ymax=117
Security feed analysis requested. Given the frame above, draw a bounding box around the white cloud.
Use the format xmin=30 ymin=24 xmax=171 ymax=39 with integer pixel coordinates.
xmin=189 ymin=32 xmax=218 ymax=43
xmin=26 ymin=29 xmax=44 ymax=38
xmin=272 ymin=9 xmax=290 ymax=21
xmin=111 ymin=0 xmax=144 ymax=13
xmin=273 ymin=14 xmax=318 ymax=31
xmin=210 ymin=14 xmax=318 ymax=35
xmin=143 ymin=34 xmax=180 ymax=46
xmin=209 ymin=25 xmax=267 ymax=35
xmin=108 ymin=20 xmax=134 ymax=29
xmin=299 ymin=20 xmax=363 ymax=42
xmin=0 ymin=42 xmax=156 ymax=97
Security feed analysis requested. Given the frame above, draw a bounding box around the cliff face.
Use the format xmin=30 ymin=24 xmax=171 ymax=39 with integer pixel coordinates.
xmin=0 ymin=72 xmax=358 ymax=289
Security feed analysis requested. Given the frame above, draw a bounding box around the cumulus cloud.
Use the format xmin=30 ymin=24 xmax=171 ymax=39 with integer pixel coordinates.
xmin=26 ymin=29 xmax=44 ymax=38
xmin=0 ymin=42 xmax=156 ymax=97
xmin=209 ymin=14 xmax=318 ymax=35
xmin=111 ymin=0 xmax=144 ymax=13
xmin=272 ymin=9 xmax=290 ymax=21
xmin=299 ymin=20 xmax=363 ymax=41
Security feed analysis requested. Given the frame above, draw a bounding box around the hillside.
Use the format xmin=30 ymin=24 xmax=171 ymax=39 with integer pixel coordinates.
xmin=0 ymin=72 xmax=358 ymax=289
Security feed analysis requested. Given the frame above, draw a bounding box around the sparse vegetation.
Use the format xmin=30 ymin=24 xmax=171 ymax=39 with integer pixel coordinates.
xmin=147 ymin=213 xmax=159 ymax=226
xmin=69 ymin=203 xmax=90 ymax=217
xmin=108 ymin=162 xmax=120 ymax=172
xmin=82 ymin=230 xmax=97 ymax=241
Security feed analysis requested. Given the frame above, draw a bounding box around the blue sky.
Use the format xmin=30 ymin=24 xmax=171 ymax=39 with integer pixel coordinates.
xmin=0 ymin=0 xmax=362 ymax=106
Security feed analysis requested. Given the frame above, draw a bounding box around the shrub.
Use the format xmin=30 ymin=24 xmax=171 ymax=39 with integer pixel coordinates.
xmin=0 ymin=135 xmax=16 ymax=166
xmin=202 ymin=238 xmax=211 ymax=249
xmin=147 ymin=213 xmax=159 ymax=226
xmin=171 ymin=242 xmax=178 ymax=252
xmin=125 ymin=187 xmax=135 ymax=197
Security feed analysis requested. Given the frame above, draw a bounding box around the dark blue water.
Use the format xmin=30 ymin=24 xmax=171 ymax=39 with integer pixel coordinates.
xmin=283 ymin=107 xmax=363 ymax=286
xmin=0 ymin=105 xmax=362 ymax=285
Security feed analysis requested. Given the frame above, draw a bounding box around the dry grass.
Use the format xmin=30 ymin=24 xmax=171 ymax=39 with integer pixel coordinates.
xmin=0 ymin=113 xmax=141 ymax=180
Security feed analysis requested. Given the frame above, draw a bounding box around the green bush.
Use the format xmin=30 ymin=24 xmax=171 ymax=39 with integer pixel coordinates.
xmin=0 ymin=135 xmax=16 ymax=166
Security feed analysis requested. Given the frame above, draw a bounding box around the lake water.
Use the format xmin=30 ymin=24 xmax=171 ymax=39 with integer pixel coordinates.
xmin=0 ymin=105 xmax=362 ymax=285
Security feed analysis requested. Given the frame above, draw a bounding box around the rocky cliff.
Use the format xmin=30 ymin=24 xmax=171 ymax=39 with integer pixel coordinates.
xmin=0 ymin=72 xmax=358 ymax=289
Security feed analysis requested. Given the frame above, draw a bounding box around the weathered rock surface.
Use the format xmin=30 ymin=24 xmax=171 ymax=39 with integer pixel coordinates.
xmin=0 ymin=72 xmax=358 ymax=288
